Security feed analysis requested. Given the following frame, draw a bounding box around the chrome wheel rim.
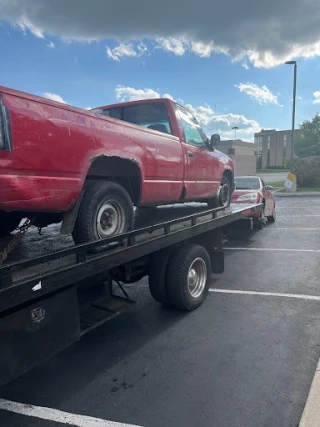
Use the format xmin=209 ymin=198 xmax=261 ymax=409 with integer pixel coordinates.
xmin=96 ymin=201 xmax=125 ymax=238
xmin=187 ymin=257 xmax=207 ymax=298
xmin=219 ymin=183 xmax=230 ymax=207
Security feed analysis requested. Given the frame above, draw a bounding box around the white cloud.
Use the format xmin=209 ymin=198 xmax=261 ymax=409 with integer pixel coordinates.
xmin=241 ymin=60 xmax=249 ymax=70
xmin=163 ymin=93 xmax=175 ymax=101
xmin=47 ymin=41 xmax=55 ymax=48
xmin=156 ymin=37 xmax=220 ymax=58
xmin=185 ymin=104 xmax=216 ymax=127
xmin=313 ymin=91 xmax=320 ymax=104
xmin=18 ymin=16 xmax=44 ymax=38
xmin=1 ymin=1 xmax=320 ymax=67
xmin=115 ymin=86 xmax=161 ymax=102
xmin=106 ymin=43 xmax=144 ymax=61
xmin=190 ymin=41 xmax=217 ymax=57
xmin=156 ymin=37 xmax=187 ymax=56
xmin=235 ymin=83 xmax=282 ymax=106
xmin=42 ymin=92 xmax=67 ymax=104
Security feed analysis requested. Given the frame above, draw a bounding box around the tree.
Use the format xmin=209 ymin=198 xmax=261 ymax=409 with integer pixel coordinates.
xmin=295 ymin=114 xmax=320 ymax=157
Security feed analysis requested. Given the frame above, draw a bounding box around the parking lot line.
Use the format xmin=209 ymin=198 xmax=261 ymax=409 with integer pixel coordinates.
xmin=277 ymin=215 xmax=320 ymax=217
xmin=225 ymin=247 xmax=320 ymax=253
xmin=0 ymin=399 xmax=142 ymax=427
xmin=264 ymin=228 xmax=320 ymax=230
xmin=209 ymin=289 xmax=320 ymax=301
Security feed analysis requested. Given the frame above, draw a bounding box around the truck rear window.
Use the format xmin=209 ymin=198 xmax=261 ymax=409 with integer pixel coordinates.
xmin=97 ymin=102 xmax=172 ymax=135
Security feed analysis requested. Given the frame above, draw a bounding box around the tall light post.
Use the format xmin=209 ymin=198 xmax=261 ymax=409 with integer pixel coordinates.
xmin=232 ymin=126 xmax=239 ymax=140
xmin=285 ymin=60 xmax=297 ymax=172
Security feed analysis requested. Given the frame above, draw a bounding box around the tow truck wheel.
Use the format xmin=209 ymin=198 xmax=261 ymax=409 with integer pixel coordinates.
xmin=148 ymin=248 xmax=174 ymax=305
xmin=72 ymin=181 xmax=133 ymax=245
xmin=207 ymin=175 xmax=231 ymax=209
xmin=0 ymin=212 xmax=21 ymax=238
xmin=167 ymin=244 xmax=211 ymax=311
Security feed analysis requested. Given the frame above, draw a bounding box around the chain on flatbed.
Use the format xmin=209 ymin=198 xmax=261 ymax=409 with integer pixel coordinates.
xmin=0 ymin=218 xmax=34 ymax=265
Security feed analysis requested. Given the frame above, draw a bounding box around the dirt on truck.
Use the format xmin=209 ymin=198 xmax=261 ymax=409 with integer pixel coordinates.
xmin=0 ymin=87 xmax=234 ymax=244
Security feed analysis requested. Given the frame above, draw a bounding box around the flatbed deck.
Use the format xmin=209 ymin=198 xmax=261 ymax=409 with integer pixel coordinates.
xmin=0 ymin=203 xmax=260 ymax=311
xmin=0 ymin=202 xmax=261 ymax=386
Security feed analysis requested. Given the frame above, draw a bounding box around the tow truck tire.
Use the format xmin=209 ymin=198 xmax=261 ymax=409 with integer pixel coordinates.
xmin=167 ymin=244 xmax=211 ymax=311
xmin=148 ymin=248 xmax=174 ymax=305
xmin=72 ymin=181 xmax=133 ymax=245
xmin=207 ymin=175 xmax=231 ymax=209
xmin=0 ymin=212 xmax=21 ymax=238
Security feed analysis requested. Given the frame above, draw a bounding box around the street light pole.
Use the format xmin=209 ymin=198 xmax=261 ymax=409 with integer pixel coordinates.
xmin=232 ymin=126 xmax=239 ymax=140
xmin=285 ymin=61 xmax=297 ymax=172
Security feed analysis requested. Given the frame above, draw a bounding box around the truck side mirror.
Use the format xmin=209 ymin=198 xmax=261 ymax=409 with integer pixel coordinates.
xmin=210 ymin=134 xmax=220 ymax=149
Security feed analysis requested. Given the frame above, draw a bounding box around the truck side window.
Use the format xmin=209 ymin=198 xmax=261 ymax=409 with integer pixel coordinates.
xmin=122 ymin=102 xmax=172 ymax=135
xmin=94 ymin=103 xmax=173 ymax=135
xmin=178 ymin=107 xmax=207 ymax=147
xmin=94 ymin=107 xmax=122 ymax=120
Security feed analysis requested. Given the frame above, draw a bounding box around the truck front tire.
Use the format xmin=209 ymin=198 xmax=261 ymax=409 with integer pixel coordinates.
xmin=207 ymin=175 xmax=231 ymax=209
xmin=167 ymin=244 xmax=211 ymax=311
xmin=72 ymin=181 xmax=133 ymax=245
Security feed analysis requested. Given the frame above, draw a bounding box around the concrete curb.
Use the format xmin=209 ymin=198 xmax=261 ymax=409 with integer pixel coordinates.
xmin=299 ymin=359 xmax=320 ymax=426
xmin=275 ymin=192 xmax=320 ymax=197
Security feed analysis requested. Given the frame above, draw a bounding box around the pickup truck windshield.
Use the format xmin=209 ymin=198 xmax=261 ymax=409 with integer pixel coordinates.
xmin=177 ymin=106 xmax=208 ymax=146
xmin=93 ymin=102 xmax=172 ymax=135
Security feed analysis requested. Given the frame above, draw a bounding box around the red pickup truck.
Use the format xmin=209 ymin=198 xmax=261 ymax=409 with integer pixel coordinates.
xmin=0 ymin=86 xmax=234 ymax=244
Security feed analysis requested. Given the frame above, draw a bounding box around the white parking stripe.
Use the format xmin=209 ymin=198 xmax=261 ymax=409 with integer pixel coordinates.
xmin=0 ymin=399 xmax=142 ymax=427
xmin=265 ymin=228 xmax=320 ymax=231
xmin=209 ymin=289 xmax=320 ymax=301
xmin=225 ymin=247 xmax=320 ymax=253
xmin=277 ymin=215 xmax=320 ymax=217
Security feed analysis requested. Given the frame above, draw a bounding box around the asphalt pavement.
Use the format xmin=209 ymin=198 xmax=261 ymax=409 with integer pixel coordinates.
xmin=1 ymin=196 xmax=320 ymax=427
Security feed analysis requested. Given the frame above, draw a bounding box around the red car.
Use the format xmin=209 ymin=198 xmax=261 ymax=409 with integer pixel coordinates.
xmin=232 ymin=176 xmax=276 ymax=227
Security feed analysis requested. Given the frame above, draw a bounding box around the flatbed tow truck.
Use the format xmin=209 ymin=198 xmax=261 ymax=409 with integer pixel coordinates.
xmin=0 ymin=202 xmax=261 ymax=386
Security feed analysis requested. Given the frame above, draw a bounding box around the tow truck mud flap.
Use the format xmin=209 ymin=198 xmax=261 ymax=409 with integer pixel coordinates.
xmin=0 ymin=287 xmax=80 ymax=386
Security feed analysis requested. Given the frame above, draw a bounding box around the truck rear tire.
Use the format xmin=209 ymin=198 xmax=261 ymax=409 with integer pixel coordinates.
xmin=207 ymin=175 xmax=231 ymax=209
xmin=148 ymin=248 xmax=174 ymax=305
xmin=167 ymin=244 xmax=211 ymax=311
xmin=0 ymin=212 xmax=21 ymax=238
xmin=72 ymin=181 xmax=133 ymax=245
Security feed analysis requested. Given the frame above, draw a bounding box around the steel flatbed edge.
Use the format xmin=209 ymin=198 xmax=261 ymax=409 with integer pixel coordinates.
xmin=0 ymin=203 xmax=261 ymax=314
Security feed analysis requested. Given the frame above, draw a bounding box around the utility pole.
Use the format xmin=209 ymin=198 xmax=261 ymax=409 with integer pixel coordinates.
xmin=232 ymin=126 xmax=239 ymax=140
xmin=285 ymin=61 xmax=297 ymax=172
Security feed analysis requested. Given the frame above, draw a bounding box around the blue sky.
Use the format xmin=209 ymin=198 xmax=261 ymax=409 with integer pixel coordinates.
xmin=1 ymin=0 xmax=320 ymax=141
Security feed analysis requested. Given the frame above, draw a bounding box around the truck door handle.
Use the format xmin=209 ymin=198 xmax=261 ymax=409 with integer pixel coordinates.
xmin=188 ymin=151 xmax=194 ymax=158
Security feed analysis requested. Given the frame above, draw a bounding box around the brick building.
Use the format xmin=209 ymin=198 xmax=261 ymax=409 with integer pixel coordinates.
xmin=254 ymin=129 xmax=298 ymax=169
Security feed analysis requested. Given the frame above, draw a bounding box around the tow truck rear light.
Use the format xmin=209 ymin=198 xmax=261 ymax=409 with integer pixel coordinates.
xmin=0 ymin=98 xmax=12 ymax=152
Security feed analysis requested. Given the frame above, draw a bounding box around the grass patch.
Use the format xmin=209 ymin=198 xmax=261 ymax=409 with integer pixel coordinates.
xmin=268 ymin=180 xmax=285 ymax=187
xmin=277 ymin=187 xmax=320 ymax=193
xmin=258 ymin=169 xmax=289 ymax=174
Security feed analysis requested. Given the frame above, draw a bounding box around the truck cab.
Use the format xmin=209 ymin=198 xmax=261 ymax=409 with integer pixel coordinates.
xmin=92 ymin=98 xmax=234 ymax=205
